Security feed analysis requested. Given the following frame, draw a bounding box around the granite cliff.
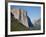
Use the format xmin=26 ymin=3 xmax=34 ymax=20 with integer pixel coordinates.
xmin=11 ymin=8 xmax=33 ymax=28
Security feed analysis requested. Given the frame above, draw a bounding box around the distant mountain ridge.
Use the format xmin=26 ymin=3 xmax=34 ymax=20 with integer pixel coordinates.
xmin=31 ymin=18 xmax=41 ymax=30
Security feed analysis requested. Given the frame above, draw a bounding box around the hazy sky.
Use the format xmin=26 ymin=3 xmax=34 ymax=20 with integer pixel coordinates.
xmin=11 ymin=5 xmax=41 ymax=22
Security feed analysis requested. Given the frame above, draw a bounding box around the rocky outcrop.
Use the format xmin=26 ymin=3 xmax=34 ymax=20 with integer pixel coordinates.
xmin=11 ymin=8 xmax=33 ymax=28
xmin=11 ymin=13 xmax=30 ymax=31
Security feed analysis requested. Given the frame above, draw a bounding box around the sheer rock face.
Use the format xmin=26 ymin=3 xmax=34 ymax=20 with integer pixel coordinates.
xmin=11 ymin=13 xmax=29 ymax=31
xmin=11 ymin=8 xmax=29 ymax=28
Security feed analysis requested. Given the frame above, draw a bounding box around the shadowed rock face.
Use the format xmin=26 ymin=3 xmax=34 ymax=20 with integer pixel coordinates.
xmin=27 ymin=16 xmax=33 ymax=27
xmin=11 ymin=12 xmax=14 ymax=16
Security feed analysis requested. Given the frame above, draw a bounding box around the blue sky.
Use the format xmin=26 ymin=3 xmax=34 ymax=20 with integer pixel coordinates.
xmin=11 ymin=5 xmax=41 ymax=22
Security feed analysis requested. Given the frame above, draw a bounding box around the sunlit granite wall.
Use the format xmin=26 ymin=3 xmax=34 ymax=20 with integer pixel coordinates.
xmin=11 ymin=8 xmax=29 ymax=28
